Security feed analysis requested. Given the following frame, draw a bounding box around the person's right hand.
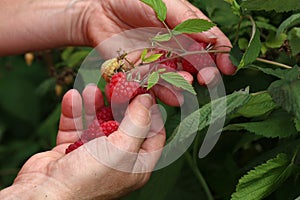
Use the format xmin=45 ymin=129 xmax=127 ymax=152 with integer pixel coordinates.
xmin=0 ymin=86 xmax=165 ymax=200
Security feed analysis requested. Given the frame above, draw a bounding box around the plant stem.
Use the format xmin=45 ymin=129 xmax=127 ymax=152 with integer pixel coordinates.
xmin=256 ymin=58 xmax=292 ymax=69
xmin=234 ymin=16 xmax=244 ymax=44
xmin=185 ymin=152 xmax=214 ymax=200
xmin=161 ymin=21 xmax=186 ymax=52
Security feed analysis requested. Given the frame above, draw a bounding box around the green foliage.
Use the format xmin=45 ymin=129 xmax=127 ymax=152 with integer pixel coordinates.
xmin=160 ymin=72 xmax=196 ymax=95
xmin=231 ymin=153 xmax=295 ymax=200
xmin=234 ymin=92 xmax=277 ymax=118
xmin=147 ymin=71 xmax=160 ymax=90
xmin=241 ymin=0 xmax=300 ymax=12
xmin=172 ymin=19 xmax=215 ymax=34
xmin=237 ymin=28 xmax=261 ymax=69
xmin=287 ymin=28 xmax=300 ymax=56
xmin=140 ymin=0 xmax=167 ymax=22
xmin=225 ymin=110 xmax=298 ymax=138
xmin=267 ymin=66 xmax=300 ymax=120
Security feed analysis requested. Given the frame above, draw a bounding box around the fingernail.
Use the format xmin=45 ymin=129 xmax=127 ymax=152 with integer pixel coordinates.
xmin=203 ymin=31 xmax=217 ymax=39
xmin=138 ymin=94 xmax=153 ymax=109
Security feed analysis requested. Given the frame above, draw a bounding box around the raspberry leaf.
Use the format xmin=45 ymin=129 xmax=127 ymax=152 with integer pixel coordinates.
xmin=287 ymin=27 xmax=300 ymax=56
xmin=277 ymin=13 xmax=300 ymax=38
xmin=237 ymin=28 xmax=261 ymax=70
xmin=140 ymin=0 xmax=167 ymax=22
xmin=163 ymin=89 xmax=251 ymax=158
xmin=231 ymin=153 xmax=295 ymax=200
xmin=160 ymin=72 xmax=196 ymax=95
xmin=141 ymin=49 xmax=148 ymax=61
xmin=267 ymin=66 xmax=300 ymax=121
xmin=224 ymin=110 xmax=298 ymax=138
xmin=233 ymin=92 xmax=277 ymax=118
xmin=172 ymin=19 xmax=215 ymax=34
xmin=147 ymin=71 xmax=160 ymax=90
xmin=143 ymin=53 xmax=163 ymax=63
xmin=153 ymin=33 xmax=172 ymax=42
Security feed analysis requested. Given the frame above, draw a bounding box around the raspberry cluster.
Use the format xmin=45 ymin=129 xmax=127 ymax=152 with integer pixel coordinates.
xmin=65 ymin=42 xmax=215 ymax=154
xmin=65 ymin=107 xmax=119 ymax=154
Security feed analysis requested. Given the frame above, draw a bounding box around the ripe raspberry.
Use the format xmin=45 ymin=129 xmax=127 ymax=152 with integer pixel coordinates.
xmin=101 ymin=120 xmax=119 ymax=136
xmin=81 ymin=119 xmax=105 ymax=142
xmin=96 ymin=106 xmax=113 ymax=124
xmin=65 ymin=140 xmax=83 ymax=154
xmin=182 ymin=42 xmax=215 ymax=75
xmin=107 ymin=72 xmax=146 ymax=104
xmin=65 ymin=120 xmax=120 ymax=154
xmin=157 ymin=50 xmax=178 ymax=70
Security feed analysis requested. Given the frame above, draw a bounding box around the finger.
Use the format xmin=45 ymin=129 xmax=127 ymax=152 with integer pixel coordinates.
xmin=56 ymin=89 xmax=83 ymax=146
xmin=108 ymin=94 xmax=153 ymax=153
xmin=141 ymin=104 xmax=166 ymax=152
xmin=178 ymin=0 xmax=237 ymax=75
xmin=152 ymin=84 xmax=184 ymax=107
xmin=165 ymin=0 xmax=217 ymax=44
xmin=82 ymin=84 xmax=104 ymax=126
xmin=197 ymin=66 xmax=221 ymax=86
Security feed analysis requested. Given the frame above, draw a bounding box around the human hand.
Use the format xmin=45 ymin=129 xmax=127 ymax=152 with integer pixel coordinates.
xmin=0 ymin=86 xmax=165 ymax=200
xmin=1 ymin=0 xmax=235 ymax=76
xmin=87 ymin=0 xmax=236 ymax=75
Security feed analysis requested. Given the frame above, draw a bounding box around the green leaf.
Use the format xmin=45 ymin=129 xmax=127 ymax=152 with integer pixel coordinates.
xmin=162 ymin=90 xmax=251 ymax=158
xmin=287 ymin=27 xmax=300 ymax=56
xmin=268 ymin=66 xmax=300 ymax=120
xmin=147 ymin=71 xmax=160 ymax=90
xmin=241 ymin=0 xmax=300 ymax=12
xmin=234 ymin=92 xmax=277 ymax=118
xmin=140 ymin=0 xmax=167 ymax=22
xmin=173 ymin=19 xmax=215 ymax=34
xmin=61 ymin=47 xmax=75 ymax=61
xmin=224 ymin=0 xmax=241 ymax=16
xmin=238 ymin=28 xmax=261 ymax=70
xmin=152 ymin=33 xmax=172 ymax=42
xmin=143 ymin=53 xmax=163 ymax=63
xmin=277 ymin=13 xmax=300 ymax=38
xmin=67 ymin=50 xmax=90 ymax=67
xmin=266 ymin=32 xmax=287 ymax=49
xmin=160 ymin=72 xmax=196 ymax=95
xmin=141 ymin=49 xmax=148 ymax=61
xmin=225 ymin=110 xmax=298 ymax=138
xmin=231 ymin=153 xmax=295 ymax=200
xmin=248 ymin=65 xmax=286 ymax=79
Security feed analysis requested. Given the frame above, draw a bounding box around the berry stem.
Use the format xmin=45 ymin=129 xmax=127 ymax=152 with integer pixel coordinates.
xmin=185 ymin=152 xmax=214 ymax=200
xmin=161 ymin=21 xmax=186 ymax=52
xmin=255 ymin=58 xmax=292 ymax=69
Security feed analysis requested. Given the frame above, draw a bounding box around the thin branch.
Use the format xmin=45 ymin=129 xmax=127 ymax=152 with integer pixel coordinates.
xmin=256 ymin=58 xmax=292 ymax=69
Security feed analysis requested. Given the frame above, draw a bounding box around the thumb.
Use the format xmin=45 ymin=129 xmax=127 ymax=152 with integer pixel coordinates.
xmin=108 ymin=94 xmax=153 ymax=153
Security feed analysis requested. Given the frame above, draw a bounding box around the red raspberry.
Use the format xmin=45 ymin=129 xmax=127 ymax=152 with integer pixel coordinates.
xmin=81 ymin=119 xmax=105 ymax=142
xmin=182 ymin=42 xmax=215 ymax=75
xmin=107 ymin=72 xmax=146 ymax=104
xmin=65 ymin=140 xmax=83 ymax=154
xmin=96 ymin=107 xmax=113 ymax=124
xmin=101 ymin=120 xmax=119 ymax=136
xmin=65 ymin=120 xmax=120 ymax=154
xmin=157 ymin=50 xmax=178 ymax=70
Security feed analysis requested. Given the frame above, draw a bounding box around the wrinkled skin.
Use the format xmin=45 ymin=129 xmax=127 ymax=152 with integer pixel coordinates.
xmin=0 ymin=85 xmax=166 ymax=200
